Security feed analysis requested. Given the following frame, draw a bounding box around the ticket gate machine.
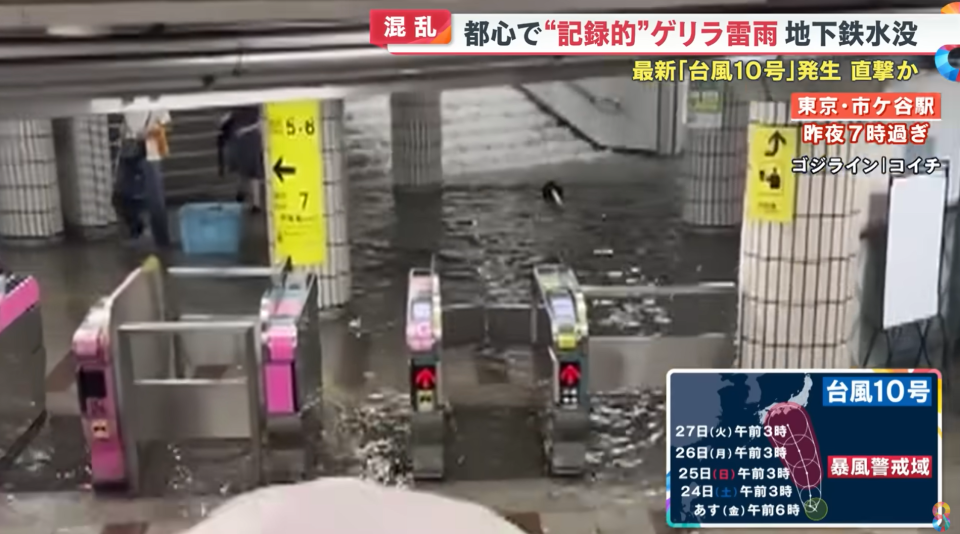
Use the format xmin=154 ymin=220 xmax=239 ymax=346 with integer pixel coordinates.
xmin=531 ymin=264 xmax=590 ymax=476
xmin=0 ymin=274 xmax=47 ymax=466
xmin=74 ymin=257 xmax=320 ymax=493
xmin=406 ymin=267 xmax=446 ymax=479
xmin=260 ymin=266 xmax=321 ymax=437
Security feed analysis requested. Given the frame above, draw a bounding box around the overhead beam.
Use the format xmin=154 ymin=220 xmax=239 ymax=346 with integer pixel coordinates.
xmin=0 ymin=55 xmax=629 ymax=118
xmin=0 ymin=0 xmax=765 ymax=30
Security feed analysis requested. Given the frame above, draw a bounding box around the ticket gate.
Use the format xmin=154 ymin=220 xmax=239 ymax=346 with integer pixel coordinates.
xmin=404 ymin=262 xmax=592 ymax=479
xmin=531 ymin=264 xmax=591 ymax=476
xmin=0 ymin=274 xmax=47 ymax=466
xmin=412 ymin=260 xmax=735 ymax=481
xmin=406 ymin=267 xmax=446 ymax=479
xmin=74 ymin=256 xmax=320 ymax=493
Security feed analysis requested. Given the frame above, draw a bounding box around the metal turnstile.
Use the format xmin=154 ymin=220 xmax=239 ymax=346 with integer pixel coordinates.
xmin=0 ymin=274 xmax=47 ymax=465
xmin=531 ymin=264 xmax=591 ymax=476
xmin=116 ymin=319 xmax=265 ymax=493
xmin=73 ymin=256 xmax=321 ymax=493
xmin=410 ymin=260 xmax=735 ymax=481
xmin=406 ymin=266 xmax=446 ymax=479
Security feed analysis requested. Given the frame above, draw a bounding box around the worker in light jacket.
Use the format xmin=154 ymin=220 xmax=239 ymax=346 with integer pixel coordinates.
xmin=218 ymin=106 xmax=264 ymax=212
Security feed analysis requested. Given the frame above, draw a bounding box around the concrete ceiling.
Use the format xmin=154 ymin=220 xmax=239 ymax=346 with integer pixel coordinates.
xmin=0 ymin=0 xmax=942 ymax=30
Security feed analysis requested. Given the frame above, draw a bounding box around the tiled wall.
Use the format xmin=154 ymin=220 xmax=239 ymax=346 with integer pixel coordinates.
xmin=0 ymin=119 xmax=63 ymax=241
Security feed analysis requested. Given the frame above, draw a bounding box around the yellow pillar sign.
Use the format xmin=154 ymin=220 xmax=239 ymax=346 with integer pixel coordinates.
xmin=263 ymin=100 xmax=327 ymax=266
xmin=746 ymin=124 xmax=798 ymax=223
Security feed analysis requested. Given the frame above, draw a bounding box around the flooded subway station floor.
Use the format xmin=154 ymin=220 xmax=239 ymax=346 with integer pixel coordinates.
xmin=0 ymin=153 xmax=746 ymax=532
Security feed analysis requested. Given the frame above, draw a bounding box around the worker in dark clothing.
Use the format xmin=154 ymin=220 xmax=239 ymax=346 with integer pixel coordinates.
xmin=218 ymin=106 xmax=264 ymax=212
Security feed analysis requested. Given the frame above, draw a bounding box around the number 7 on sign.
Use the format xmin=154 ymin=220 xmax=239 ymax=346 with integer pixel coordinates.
xmin=299 ymin=192 xmax=308 ymax=210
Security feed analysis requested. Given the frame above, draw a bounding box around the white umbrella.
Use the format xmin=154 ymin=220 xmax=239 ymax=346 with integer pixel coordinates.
xmin=184 ymin=478 xmax=529 ymax=534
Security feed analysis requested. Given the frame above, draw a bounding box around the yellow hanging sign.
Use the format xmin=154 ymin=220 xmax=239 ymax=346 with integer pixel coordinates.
xmin=263 ymin=100 xmax=327 ymax=266
xmin=745 ymin=124 xmax=798 ymax=223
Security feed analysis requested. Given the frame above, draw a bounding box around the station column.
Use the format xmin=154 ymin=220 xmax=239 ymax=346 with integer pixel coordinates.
xmin=736 ymin=101 xmax=862 ymax=369
xmin=390 ymin=92 xmax=443 ymax=190
xmin=681 ymin=82 xmax=750 ymax=228
xmin=317 ymin=100 xmax=352 ymax=308
xmin=0 ymin=119 xmax=64 ymax=243
xmin=52 ymin=116 xmax=116 ymax=238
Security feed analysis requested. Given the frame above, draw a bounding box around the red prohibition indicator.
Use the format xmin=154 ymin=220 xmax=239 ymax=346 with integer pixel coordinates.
xmin=558 ymin=362 xmax=581 ymax=387
xmin=411 ymin=363 xmax=437 ymax=390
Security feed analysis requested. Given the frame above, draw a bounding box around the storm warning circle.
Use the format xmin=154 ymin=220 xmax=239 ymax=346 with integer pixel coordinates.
xmin=764 ymin=401 xmax=828 ymax=522
xmin=804 ymin=497 xmax=829 ymax=521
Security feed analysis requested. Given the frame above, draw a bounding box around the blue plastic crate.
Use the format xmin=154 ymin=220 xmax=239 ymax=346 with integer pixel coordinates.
xmin=178 ymin=202 xmax=243 ymax=255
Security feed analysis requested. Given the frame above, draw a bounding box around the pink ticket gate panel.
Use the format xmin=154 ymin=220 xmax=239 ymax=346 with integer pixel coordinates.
xmin=75 ymin=259 xmax=163 ymax=491
xmin=260 ymin=271 xmax=320 ymax=427
xmin=74 ymin=303 xmax=128 ymax=488
xmin=0 ymin=274 xmax=47 ymax=466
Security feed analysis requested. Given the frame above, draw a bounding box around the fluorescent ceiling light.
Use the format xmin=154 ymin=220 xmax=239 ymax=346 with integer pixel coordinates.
xmin=45 ymin=25 xmax=107 ymax=37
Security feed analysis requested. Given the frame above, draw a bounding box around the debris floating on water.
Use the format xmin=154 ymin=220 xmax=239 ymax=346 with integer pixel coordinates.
xmin=330 ymin=389 xmax=412 ymax=487
xmin=588 ymin=388 xmax=666 ymax=484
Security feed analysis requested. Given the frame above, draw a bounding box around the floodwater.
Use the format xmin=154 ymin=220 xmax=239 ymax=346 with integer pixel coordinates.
xmin=0 ymin=100 xmax=741 ymax=503
xmin=332 ymin=144 xmax=738 ymax=491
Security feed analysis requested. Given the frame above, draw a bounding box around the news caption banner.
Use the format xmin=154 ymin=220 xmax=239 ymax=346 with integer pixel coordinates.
xmin=369 ymin=11 xmax=956 ymax=55
xmin=666 ymin=369 xmax=942 ymax=528
xmin=744 ymin=90 xmax=945 ymax=222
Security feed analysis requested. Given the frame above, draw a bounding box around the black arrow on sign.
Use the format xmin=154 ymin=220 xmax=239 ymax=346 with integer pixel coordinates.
xmin=765 ymin=131 xmax=787 ymax=157
xmin=272 ymin=157 xmax=296 ymax=182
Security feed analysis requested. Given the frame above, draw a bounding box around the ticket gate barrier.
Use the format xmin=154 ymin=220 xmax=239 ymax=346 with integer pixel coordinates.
xmin=413 ymin=262 xmax=736 ymax=481
xmin=115 ymin=319 xmax=264 ymax=493
xmin=531 ymin=264 xmax=591 ymax=476
xmin=173 ymin=261 xmax=321 ymax=435
xmin=0 ymin=274 xmax=47 ymax=468
xmin=406 ymin=267 xmax=445 ymax=480
xmin=259 ymin=266 xmax=321 ymax=437
xmin=74 ymin=256 xmax=320 ymax=492
xmin=579 ymin=281 xmax=737 ymax=391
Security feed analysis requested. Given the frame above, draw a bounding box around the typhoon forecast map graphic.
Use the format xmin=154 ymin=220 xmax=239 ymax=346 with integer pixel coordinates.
xmin=763 ymin=397 xmax=827 ymax=521
xmin=667 ymin=370 xmax=941 ymax=528
xmin=669 ymin=373 xmax=824 ymax=524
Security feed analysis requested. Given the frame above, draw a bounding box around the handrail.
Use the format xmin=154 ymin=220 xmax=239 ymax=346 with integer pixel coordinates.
xmin=118 ymin=320 xmax=258 ymax=332
xmin=563 ymin=81 xmax=622 ymax=115
xmin=167 ymin=265 xmax=278 ymax=279
xmin=581 ymin=282 xmax=736 ymax=298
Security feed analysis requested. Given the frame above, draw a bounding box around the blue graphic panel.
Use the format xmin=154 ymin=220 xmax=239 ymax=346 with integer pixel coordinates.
xmin=666 ymin=370 xmax=941 ymax=527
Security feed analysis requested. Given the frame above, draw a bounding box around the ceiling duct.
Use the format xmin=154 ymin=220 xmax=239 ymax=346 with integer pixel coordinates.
xmin=0 ymin=0 xmax=942 ymax=32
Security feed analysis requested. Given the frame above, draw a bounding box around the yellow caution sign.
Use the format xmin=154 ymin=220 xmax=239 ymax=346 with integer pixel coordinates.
xmin=263 ymin=100 xmax=326 ymax=266
xmin=746 ymin=124 xmax=798 ymax=223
